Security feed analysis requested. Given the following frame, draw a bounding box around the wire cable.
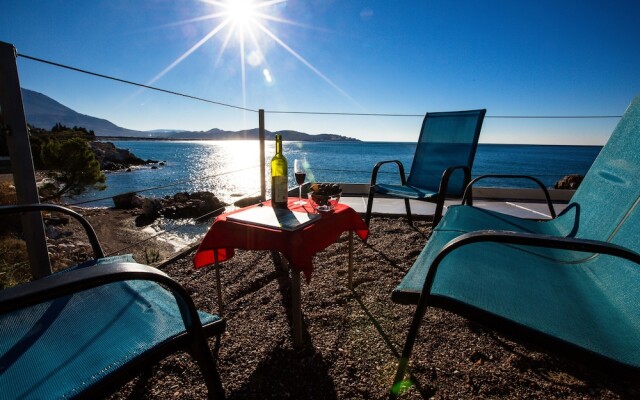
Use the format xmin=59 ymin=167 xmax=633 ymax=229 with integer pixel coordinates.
xmin=265 ymin=110 xmax=622 ymax=118
xmin=19 ymin=54 xmax=622 ymax=119
xmin=17 ymin=53 xmax=257 ymax=113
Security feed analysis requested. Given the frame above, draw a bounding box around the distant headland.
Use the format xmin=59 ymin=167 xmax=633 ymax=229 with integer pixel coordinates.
xmin=21 ymin=88 xmax=360 ymax=142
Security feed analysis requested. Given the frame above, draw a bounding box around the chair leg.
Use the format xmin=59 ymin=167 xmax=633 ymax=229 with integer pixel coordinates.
xmin=389 ymin=299 xmax=430 ymax=399
xmin=365 ymin=187 xmax=376 ymax=226
xmin=190 ymin=337 xmax=226 ymax=399
xmin=432 ymin=198 xmax=445 ymax=227
xmin=214 ymin=255 xmax=224 ymax=317
xmin=404 ymin=199 xmax=413 ymax=225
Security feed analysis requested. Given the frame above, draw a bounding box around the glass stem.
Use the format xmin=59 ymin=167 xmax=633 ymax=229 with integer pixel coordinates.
xmin=298 ymin=185 xmax=302 ymax=202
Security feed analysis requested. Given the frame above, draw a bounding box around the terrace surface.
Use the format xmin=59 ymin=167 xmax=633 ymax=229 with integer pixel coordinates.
xmin=4 ymin=178 xmax=624 ymax=399
xmin=105 ymin=190 xmax=636 ymax=399
xmin=339 ymin=184 xmax=570 ymax=221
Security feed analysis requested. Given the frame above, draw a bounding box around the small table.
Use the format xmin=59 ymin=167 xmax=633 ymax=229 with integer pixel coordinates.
xmin=193 ymin=198 xmax=369 ymax=347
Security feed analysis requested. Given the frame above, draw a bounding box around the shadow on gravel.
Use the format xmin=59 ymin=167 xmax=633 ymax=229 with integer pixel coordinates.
xmin=228 ymin=346 xmax=337 ymax=400
xmin=351 ymin=289 xmax=435 ymax=399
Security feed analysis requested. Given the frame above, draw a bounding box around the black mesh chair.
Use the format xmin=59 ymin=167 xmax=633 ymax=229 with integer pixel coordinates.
xmin=0 ymin=204 xmax=226 ymax=399
xmin=365 ymin=109 xmax=486 ymax=227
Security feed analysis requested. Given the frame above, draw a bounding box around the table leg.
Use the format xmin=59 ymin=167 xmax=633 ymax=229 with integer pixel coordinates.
xmin=291 ymin=267 xmax=303 ymax=348
xmin=214 ymin=251 xmax=224 ymax=317
xmin=348 ymin=230 xmax=354 ymax=289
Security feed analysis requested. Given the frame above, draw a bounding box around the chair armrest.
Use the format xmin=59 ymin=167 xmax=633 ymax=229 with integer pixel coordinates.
xmin=0 ymin=262 xmax=207 ymax=334
xmin=419 ymin=230 xmax=640 ymax=301
xmin=437 ymin=165 xmax=471 ymax=198
xmin=461 ymin=175 xmax=556 ymax=218
xmin=369 ymin=160 xmax=407 ymax=187
xmin=0 ymin=203 xmax=105 ymax=259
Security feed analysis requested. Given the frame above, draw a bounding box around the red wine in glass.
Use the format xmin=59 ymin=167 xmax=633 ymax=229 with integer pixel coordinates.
xmin=293 ymin=159 xmax=307 ymax=205
xmin=295 ymin=172 xmax=306 ymax=185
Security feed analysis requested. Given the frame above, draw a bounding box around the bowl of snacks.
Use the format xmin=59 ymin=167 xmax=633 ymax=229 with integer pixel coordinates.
xmin=307 ymin=183 xmax=342 ymax=212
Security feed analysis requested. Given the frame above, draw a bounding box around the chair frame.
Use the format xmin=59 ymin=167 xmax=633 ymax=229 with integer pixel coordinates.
xmin=462 ymin=174 xmax=557 ymax=218
xmin=0 ymin=204 xmax=226 ymax=399
xmin=365 ymin=109 xmax=486 ymax=227
xmin=390 ymin=229 xmax=640 ymax=398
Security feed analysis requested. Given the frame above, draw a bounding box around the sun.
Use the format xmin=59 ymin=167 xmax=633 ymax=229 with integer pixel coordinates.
xmin=224 ymin=0 xmax=258 ymax=26
xmin=148 ymin=0 xmax=353 ymax=108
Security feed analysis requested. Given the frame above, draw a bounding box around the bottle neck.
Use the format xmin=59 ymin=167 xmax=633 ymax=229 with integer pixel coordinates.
xmin=275 ymin=135 xmax=282 ymax=155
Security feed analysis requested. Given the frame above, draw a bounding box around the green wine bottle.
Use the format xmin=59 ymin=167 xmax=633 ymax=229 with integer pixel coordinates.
xmin=271 ymin=134 xmax=288 ymax=208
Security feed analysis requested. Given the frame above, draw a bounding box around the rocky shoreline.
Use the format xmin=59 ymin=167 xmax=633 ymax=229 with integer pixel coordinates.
xmin=111 ymin=190 xmax=228 ymax=226
xmin=89 ymin=141 xmax=162 ymax=171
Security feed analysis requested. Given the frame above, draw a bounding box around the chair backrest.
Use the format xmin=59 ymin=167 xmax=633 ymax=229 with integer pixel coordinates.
xmin=407 ymin=109 xmax=486 ymax=196
xmin=558 ymin=95 xmax=640 ymax=246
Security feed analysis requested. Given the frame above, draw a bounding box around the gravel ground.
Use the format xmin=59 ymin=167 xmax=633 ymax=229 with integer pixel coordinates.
xmin=94 ymin=215 xmax=638 ymax=400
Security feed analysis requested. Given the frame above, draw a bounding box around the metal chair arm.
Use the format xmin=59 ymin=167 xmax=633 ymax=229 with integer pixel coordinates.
xmin=423 ymin=231 xmax=640 ymax=299
xmin=369 ymin=160 xmax=407 ymax=187
xmin=0 ymin=203 xmax=105 ymax=258
xmin=437 ymin=165 xmax=471 ymax=198
xmin=0 ymin=262 xmax=207 ymax=334
xmin=461 ymin=174 xmax=556 ymax=218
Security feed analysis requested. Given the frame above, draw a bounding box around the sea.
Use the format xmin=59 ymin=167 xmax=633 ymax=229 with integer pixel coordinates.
xmin=66 ymin=140 xmax=601 ymax=247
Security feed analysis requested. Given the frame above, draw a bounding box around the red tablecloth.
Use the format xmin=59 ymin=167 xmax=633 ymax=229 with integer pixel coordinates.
xmin=193 ymin=198 xmax=369 ymax=281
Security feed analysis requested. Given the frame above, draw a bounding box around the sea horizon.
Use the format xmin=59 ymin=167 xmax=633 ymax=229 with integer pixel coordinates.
xmin=96 ymin=136 xmax=605 ymax=147
xmin=69 ymin=140 xmax=602 ymax=209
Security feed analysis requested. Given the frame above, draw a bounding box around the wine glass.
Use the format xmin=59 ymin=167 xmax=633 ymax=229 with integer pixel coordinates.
xmin=293 ymin=159 xmax=307 ymax=205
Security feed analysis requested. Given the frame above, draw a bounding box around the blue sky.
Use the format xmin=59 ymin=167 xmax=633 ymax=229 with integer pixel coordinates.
xmin=1 ymin=0 xmax=638 ymax=144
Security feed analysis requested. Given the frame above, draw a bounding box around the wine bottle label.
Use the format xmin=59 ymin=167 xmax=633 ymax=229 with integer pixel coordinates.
xmin=272 ymin=176 xmax=288 ymax=204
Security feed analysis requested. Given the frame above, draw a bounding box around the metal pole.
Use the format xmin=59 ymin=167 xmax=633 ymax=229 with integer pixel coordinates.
xmin=348 ymin=231 xmax=354 ymax=289
xmin=214 ymin=250 xmax=224 ymax=316
xmin=0 ymin=41 xmax=51 ymax=278
xmin=259 ymin=109 xmax=266 ymax=202
xmin=291 ymin=266 xmax=303 ymax=348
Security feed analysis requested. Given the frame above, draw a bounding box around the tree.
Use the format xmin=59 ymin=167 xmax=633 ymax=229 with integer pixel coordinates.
xmin=39 ymin=137 xmax=106 ymax=200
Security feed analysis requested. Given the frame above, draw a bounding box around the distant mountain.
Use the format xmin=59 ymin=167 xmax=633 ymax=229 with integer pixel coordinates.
xmin=21 ymin=88 xmax=359 ymax=141
xmin=146 ymin=129 xmax=188 ymax=134
xmin=21 ymin=88 xmax=148 ymax=137
xmin=169 ymin=128 xmax=357 ymax=141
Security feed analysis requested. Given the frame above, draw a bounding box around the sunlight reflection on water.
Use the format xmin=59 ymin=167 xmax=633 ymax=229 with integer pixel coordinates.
xmin=185 ymin=140 xmax=263 ymax=201
xmin=66 ymin=140 xmax=599 ymax=249
xmin=68 ymin=140 xmax=271 ymax=208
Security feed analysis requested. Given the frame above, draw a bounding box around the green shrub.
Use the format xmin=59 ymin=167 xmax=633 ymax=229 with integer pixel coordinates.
xmin=0 ymin=236 xmax=31 ymax=289
xmin=39 ymin=137 xmax=106 ymax=200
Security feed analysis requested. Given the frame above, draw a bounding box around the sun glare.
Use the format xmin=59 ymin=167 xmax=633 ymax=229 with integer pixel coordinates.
xmin=148 ymin=0 xmax=354 ymax=108
xmin=225 ymin=0 xmax=257 ymax=26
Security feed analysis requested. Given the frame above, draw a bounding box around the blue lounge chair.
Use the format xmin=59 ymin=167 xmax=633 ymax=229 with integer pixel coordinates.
xmin=390 ymin=96 xmax=640 ymax=397
xmin=365 ymin=109 xmax=486 ymax=227
xmin=0 ymin=204 xmax=226 ymax=399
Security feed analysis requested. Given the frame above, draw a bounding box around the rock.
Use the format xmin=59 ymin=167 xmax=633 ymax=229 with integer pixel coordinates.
xmin=174 ymin=192 xmax=190 ymax=203
xmin=234 ymin=196 xmax=262 ymax=208
xmin=90 ymin=141 xmax=148 ymax=171
xmin=45 ymin=225 xmax=73 ymax=240
xmin=45 ymin=225 xmax=63 ymax=240
xmin=554 ymin=174 xmax=584 ymax=190
xmin=131 ymin=195 xmax=144 ymax=208
xmin=113 ymin=192 xmax=145 ymax=209
xmin=130 ymin=191 xmax=228 ymax=222
xmin=134 ymin=198 xmax=163 ymax=226
xmin=43 ymin=216 xmax=69 ymax=226
xmin=135 ymin=214 xmax=156 ymax=227
xmin=141 ymin=198 xmax=162 ymax=218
